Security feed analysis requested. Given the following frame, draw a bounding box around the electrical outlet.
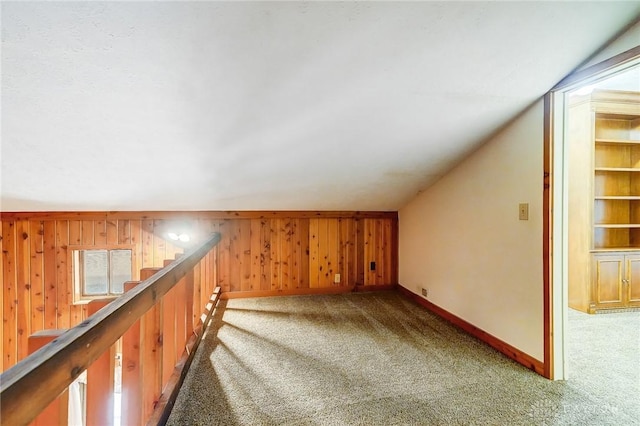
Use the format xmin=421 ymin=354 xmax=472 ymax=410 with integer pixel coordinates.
xmin=370 ymin=261 xmax=376 ymax=271
xmin=421 ymin=288 xmax=428 ymax=297
xmin=334 ymin=274 xmax=341 ymax=283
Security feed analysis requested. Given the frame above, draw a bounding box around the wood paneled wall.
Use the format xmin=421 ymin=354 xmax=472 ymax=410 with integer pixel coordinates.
xmin=0 ymin=217 xmax=184 ymax=372
xmin=0 ymin=211 xmax=397 ymax=372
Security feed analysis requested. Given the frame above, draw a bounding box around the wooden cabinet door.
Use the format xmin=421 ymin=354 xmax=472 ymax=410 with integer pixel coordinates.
xmin=592 ymin=254 xmax=625 ymax=311
xmin=625 ymin=254 xmax=640 ymax=307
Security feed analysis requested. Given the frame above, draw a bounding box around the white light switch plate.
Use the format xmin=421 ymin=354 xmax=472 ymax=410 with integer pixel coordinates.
xmin=519 ymin=203 xmax=529 ymax=220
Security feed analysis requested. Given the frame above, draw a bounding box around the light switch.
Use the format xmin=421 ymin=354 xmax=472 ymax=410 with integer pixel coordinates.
xmin=519 ymin=203 xmax=529 ymax=220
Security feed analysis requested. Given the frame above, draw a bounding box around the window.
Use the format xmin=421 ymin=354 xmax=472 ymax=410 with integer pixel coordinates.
xmin=73 ymin=249 xmax=132 ymax=300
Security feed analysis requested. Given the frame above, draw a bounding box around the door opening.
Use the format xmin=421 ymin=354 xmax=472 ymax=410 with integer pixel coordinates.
xmin=549 ymin=54 xmax=640 ymax=380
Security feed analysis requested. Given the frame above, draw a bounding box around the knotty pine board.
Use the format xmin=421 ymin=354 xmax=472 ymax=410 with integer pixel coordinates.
xmin=29 ymin=221 xmax=45 ymax=335
xmin=0 ymin=212 xmax=396 ymax=371
xmin=0 ymin=221 xmax=4 ymax=372
xmin=2 ymin=221 xmax=16 ymax=370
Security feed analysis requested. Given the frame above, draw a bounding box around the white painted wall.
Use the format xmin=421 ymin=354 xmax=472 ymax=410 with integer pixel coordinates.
xmin=577 ymin=20 xmax=640 ymax=92
xmin=399 ymin=101 xmax=544 ymax=360
xmin=398 ymin=21 xmax=639 ymax=363
xmin=580 ymin=20 xmax=640 ymax=69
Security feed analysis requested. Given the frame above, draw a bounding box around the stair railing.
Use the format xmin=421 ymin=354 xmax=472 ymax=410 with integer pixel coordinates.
xmin=0 ymin=232 xmax=222 ymax=425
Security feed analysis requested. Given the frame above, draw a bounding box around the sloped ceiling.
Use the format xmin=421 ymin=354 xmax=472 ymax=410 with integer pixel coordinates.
xmin=2 ymin=2 xmax=639 ymax=212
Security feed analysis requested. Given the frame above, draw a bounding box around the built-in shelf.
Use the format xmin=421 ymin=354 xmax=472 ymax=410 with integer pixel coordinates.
xmin=594 ymin=196 xmax=640 ymax=200
xmin=595 ymin=138 xmax=640 ymax=145
xmin=569 ymin=90 xmax=640 ymax=313
xmin=595 ymin=167 xmax=640 ymax=172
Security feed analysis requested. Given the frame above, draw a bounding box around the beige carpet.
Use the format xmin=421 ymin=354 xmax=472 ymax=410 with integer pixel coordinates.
xmin=167 ymin=291 xmax=639 ymax=425
xmin=566 ymin=307 xmax=640 ymax=423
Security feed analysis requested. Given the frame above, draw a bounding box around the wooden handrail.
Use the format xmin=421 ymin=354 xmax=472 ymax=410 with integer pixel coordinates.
xmin=0 ymin=232 xmax=221 ymax=426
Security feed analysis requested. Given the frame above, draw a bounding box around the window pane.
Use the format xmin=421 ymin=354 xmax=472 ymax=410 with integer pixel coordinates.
xmin=83 ymin=250 xmax=108 ymax=295
xmin=110 ymin=250 xmax=132 ymax=294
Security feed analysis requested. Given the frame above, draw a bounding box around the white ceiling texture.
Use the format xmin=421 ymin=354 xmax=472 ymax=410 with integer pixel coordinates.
xmin=2 ymin=2 xmax=640 ymax=212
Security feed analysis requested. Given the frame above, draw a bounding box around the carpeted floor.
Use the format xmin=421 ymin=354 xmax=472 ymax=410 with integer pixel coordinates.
xmin=566 ymin=307 xmax=640 ymax=424
xmin=167 ymin=291 xmax=639 ymax=425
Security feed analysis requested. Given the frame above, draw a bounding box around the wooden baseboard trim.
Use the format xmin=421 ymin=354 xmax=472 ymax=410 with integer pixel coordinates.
xmin=396 ymin=285 xmax=545 ymax=376
xmin=221 ymin=284 xmax=397 ymax=300
xmin=355 ymin=284 xmax=397 ymax=292
xmin=148 ymin=287 xmax=222 ymax=425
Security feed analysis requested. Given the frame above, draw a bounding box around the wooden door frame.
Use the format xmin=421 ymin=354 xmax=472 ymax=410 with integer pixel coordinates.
xmin=543 ymin=46 xmax=640 ymax=379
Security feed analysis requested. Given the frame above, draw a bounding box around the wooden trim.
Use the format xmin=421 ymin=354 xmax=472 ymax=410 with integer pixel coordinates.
xmin=68 ymin=244 xmax=136 ymax=303
xmin=553 ymin=46 xmax=640 ymax=91
xmin=147 ymin=287 xmax=221 ymax=426
xmin=355 ymin=284 xmax=397 ymax=292
xmin=221 ymin=284 xmax=397 ymax=300
xmin=396 ymin=285 xmax=545 ymax=376
xmin=390 ymin=217 xmax=399 ymax=285
xmin=65 ymin=243 xmax=136 ymax=251
xmin=0 ymin=233 xmax=222 ymax=426
xmin=0 ymin=210 xmax=398 ymax=221
xmin=543 ymin=92 xmax=553 ymax=379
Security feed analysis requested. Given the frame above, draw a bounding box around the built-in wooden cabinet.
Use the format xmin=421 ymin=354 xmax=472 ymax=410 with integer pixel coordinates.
xmin=568 ymin=89 xmax=640 ymax=313
xmin=591 ymin=252 xmax=640 ymax=312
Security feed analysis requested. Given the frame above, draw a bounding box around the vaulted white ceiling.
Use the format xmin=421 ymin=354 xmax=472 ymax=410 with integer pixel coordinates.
xmin=2 ymin=2 xmax=639 ymax=211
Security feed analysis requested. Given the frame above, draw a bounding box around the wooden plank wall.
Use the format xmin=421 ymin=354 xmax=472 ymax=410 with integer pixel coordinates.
xmin=0 ymin=211 xmax=397 ymax=372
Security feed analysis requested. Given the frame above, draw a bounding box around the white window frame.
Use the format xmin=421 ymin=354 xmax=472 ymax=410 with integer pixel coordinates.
xmin=71 ymin=245 xmax=135 ymax=303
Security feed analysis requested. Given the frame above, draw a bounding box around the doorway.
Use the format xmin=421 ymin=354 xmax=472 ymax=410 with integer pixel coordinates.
xmin=549 ymin=54 xmax=640 ymax=381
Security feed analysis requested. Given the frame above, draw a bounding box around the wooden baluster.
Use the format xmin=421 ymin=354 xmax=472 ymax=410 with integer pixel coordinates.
xmin=185 ymin=270 xmax=195 ymax=340
xmin=175 ymin=276 xmax=187 ymax=361
xmin=121 ymin=281 xmax=142 ymax=426
xmin=192 ymin=260 xmax=202 ymax=329
xmin=164 ymin=258 xmax=188 ymax=370
xmin=176 ymin=253 xmax=196 ymax=340
xmin=140 ymin=267 xmax=163 ymax=422
xmin=201 ymin=257 xmax=209 ymax=323
xmin=28 ymin=330 xmax=69 ymax=426
xmin=203 ymin=253 xmax=211 ymax=315
xmin=86 ymin=299 xmax=116 ymax=426
xmin=162 ymin=260 xmax=177 ymax=390
xmin=162 ymin=253 xmax=179 ymax=389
